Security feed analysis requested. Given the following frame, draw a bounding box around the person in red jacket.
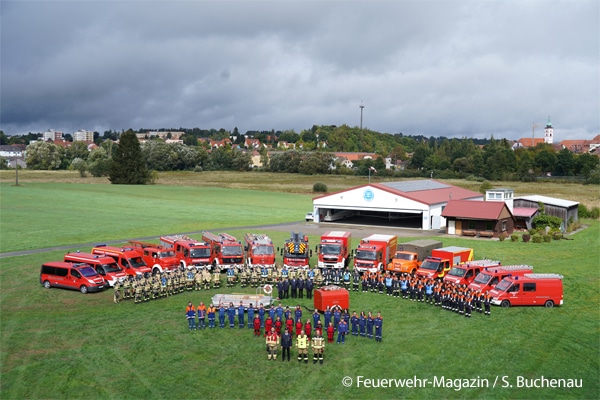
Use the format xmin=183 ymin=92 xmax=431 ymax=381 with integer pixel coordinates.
xmin=286 ymin=317 xmax=294 ymax=336
xmin=295 ymin=319 xmax=303 ymax=336
xmin=264 ymin=316 xmax=273 ymax=337
xmin=274 ymin=316 xmax=283 ymax=335
xmin=304 ymin=319 xmax=312 ymax=340
xmin=326 ymin=322 xmax=335 ymax=343
xmin=253 ymin=315 xmax=261 ymax=337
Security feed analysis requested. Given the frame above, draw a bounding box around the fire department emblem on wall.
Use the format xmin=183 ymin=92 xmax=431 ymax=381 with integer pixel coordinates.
xmin=363 ymin=189 xmax=374 ymax=202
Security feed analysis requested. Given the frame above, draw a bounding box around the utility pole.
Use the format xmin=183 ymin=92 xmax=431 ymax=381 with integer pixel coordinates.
xmin=359 ymin=101 xmax=365 ymax=130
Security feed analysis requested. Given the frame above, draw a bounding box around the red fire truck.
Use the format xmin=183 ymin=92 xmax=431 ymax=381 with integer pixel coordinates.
xmin=201 ymin=232 xmax=244 ymax=269
xmin=127 ymin=241 xmax=180 ymax=274
xmin=416 ymin=246 xmax=473 ymax=280
xmin=160 ymin=235 xmax=214 ymax=269
xmin=280 ymin=232 xmax=312 ymax=270
xmin=353 ymin=234 xmax=397 ymax=274
xmin=244 ymin=233 xmax=276 ymax=268
xmin=316 ymin=231 xmax=352 ymax=270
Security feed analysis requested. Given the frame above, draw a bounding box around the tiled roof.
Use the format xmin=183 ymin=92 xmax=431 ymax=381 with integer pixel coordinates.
xmin=371 ymin=180 xmax=482 ymax=205
xmin=441 ymin=200 xmax=511 ymax=220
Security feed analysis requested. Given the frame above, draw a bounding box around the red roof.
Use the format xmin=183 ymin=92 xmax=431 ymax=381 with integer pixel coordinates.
xmin=441 ymin=200 xmax=512 ymax=220
xmin=374 ymin=180 xmax=482 ymax=205
xmin=516 ymin=138 xmax=545 ymax=147
xmin=512 ymin=207 xmax=538 ymax=218
xmin=314 ymin=180 xmax=482 ymax=206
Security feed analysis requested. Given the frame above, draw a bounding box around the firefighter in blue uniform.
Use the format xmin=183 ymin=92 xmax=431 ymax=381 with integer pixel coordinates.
xmin=350 ymin=311 xmax=359 ymax=336
xmin=374 ymin=312 xmax=383 ymax=342
xmin=227 ymin=302 xmax=236 ymax=328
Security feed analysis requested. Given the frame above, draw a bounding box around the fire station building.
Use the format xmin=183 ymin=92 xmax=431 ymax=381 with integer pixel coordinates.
xmin=311 ymin=180 xmax=482 ymax=230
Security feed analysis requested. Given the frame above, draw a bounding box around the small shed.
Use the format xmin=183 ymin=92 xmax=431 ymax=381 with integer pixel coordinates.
xmin=442 ymin=200 xmax=515 ymax=238
xmin=513 ymin=195 xmax=578 ymax=231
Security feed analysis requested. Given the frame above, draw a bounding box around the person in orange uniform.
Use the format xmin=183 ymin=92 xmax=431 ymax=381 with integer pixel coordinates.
xmin=197 ymin=302 xmax=207 ymax=329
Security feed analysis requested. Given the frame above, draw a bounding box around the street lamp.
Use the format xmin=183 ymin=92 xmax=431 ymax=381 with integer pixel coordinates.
xmin=359 ymin=101 xmax=365 ymax=130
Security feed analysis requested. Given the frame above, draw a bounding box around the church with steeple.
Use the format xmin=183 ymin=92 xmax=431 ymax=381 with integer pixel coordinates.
xmin=544 ymin=116 xmax=554 ymax=144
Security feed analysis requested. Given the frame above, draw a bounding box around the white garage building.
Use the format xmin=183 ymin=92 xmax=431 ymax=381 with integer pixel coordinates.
xmin=312 ymin=180 xmax=483 ymax=230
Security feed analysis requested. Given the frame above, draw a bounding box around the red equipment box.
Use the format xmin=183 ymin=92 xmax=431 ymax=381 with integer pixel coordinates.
xmin=314 ymin=285 xmax=349 ymax=311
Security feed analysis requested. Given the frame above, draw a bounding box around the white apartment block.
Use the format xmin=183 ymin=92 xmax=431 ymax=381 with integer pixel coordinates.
xmin=43 ymin=130 xmax=63 ymax=141
xmin=73 ymin=129 xmax=94 ymax=142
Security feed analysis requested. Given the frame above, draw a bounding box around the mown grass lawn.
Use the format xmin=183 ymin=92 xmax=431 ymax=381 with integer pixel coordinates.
xmin=0 ymin=176 xmax=598 ymax=399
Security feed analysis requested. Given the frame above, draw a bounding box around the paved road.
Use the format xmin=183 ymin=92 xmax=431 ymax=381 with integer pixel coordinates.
xmin=0 ymin=221 xmax=446 ymax=259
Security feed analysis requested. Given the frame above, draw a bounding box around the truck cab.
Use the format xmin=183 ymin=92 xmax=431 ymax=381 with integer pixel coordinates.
xmin=353 ymin=234 xmax=397 ymax=274
xmin=128 ymin=241 xmax=180 ymax=274
xmin=444 ymin=259 xmax=502 ymax=286
xmin=416 ymin=257 xmax=450 ymax=280
xmin=280 ymin=232 xmax=311 ymax=270
xmin=91 ymin=245 xmax=151 ymax=276
xmin=244 ymin=233 xmax=276 ymax=268
xmin=468 ymin=265 xmax=533 ymax=293
xmin=160 ymin=235 xmax=214 ymax=269
xmin=202 ymin=232 xmax=244 ymax=269
xmin=316 ymin=231 xmax=352 ymax=270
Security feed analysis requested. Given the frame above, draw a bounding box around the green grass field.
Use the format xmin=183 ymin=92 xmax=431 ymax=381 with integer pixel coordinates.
xmin=1 ymin=177 xmax=599 ymax=399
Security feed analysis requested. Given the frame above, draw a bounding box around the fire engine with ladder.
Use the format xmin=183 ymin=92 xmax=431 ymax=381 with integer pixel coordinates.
xmin=279 ymin=231 xmax=312 ymax=270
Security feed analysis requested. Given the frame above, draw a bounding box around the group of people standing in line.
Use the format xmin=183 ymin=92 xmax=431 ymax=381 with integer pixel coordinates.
xmin=184 ymin=300 xmax=383 ymax=362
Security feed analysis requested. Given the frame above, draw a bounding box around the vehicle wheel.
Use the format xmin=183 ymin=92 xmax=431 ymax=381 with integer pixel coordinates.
xmin=80 ymin=285 xmax=88 ymax=294
xmin=544 ymin=300 xmax=554 ymax=308
xmin=410 ymin=269 xmax=416 ymax=276
xmin=501 ymin=300 xmax=510 ymax=308
xmin=43 ymin=280 xmax=51 ymax=289
xmin=153 ymin=267 xmax=160 ymax=276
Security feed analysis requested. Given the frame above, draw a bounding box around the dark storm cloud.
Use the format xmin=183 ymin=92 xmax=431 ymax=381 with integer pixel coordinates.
xmin=1 ymin=0 xmax=598 ymax=140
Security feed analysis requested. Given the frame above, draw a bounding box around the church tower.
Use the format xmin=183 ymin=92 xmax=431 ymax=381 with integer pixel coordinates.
xmin=544 ymin=116 xmax=554 ymax=144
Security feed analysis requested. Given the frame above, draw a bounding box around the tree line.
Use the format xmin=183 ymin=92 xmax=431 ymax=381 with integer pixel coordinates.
xmin=1 ymin=126 xmax=598 ymax=185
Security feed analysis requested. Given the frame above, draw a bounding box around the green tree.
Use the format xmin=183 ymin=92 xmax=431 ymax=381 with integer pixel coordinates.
xmin=298 ymin=152 xmax=333 ymax=175
xmin=553 ymin=148 xmax=575 ymax=176
xmin=0 ymin=131 xmax=8 ymax=145
xmin=534 ymin=149 xmax=556 ymax=174
xmin=66 ymin=141 xmax=90 ymax=162
xmin=409 ymin=145 xmax=431 ymax=170
xmin=88 ymin=147 xmax=111 ymax=177
xmin=109 ymin=130 xmax=150 ymax=184
xmin=575 ymin=152 xmax=599 ymax=177
xmin=231 ymin=151 xmax=252 ymax=171
xmin=25 ymin=141 xmax=63 ymax=170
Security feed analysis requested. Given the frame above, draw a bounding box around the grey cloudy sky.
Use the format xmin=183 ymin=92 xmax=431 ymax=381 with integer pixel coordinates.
xmin=1 ymin=0 xmax=598 ymax=141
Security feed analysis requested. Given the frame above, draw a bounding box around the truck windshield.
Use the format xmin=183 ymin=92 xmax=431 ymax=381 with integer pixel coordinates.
xmin=190 ymin=248 xmax=210 ymax=258
xmin=495 ymin=279 xmax=512 ymax=292
xmin=447 ymin=267 xmax=465 ymax=277
xmin=252 ymin=245 xmax=274 ymax=255
xmin=79 ymin=266 xmax=98 ymax=277
xmin=394 ymin=253 xmax=413 ymax=261
xmin=129 ymin=257 xmax=147 ymax=268
xmin=355 ymin=250 xmax=376 ymax=261
xmin=101 ymin=263 xmax=121 ymax=273
xmin=222 ymin=246 xmax=243 ymax=256
xmin=321 ymin=244 xmax=341 ymax=255
xmin=420 ymin=260 xmax=439 ymax=271
xmin=473 ymin=273 xmax=491 ymax=284
xmin=157 ymin=251 xmax=175 ymax=258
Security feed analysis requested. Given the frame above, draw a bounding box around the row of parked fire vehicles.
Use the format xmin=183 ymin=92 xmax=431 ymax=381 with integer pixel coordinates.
xmin=39 ymin=230 xmax=563 ymax=307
